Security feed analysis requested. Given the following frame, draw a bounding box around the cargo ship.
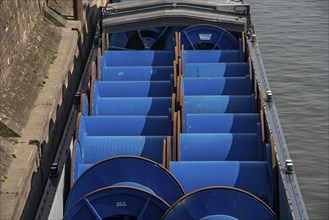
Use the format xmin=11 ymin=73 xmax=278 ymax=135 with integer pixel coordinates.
xmin=37 ymin=1 xmax=309 ymax=219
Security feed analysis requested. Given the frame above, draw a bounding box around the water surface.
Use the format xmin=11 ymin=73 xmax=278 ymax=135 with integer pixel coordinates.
xmin=249 ymin=0 xmax=329 ymax=219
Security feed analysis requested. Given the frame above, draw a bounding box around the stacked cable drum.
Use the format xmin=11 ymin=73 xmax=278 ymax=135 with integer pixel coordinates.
xmin=164 ymin=26 xmax=277 ymax=219
xmin=65 ymin=25 xmax=278 ymax=220
xmin=74 ymin=50 xmax=175 ymax=179
xmin=65 ymin=50 xmax=185 ymax=219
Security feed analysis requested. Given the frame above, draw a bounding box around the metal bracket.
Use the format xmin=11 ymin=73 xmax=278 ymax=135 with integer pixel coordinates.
xmin=29 ymin=139 xmax=40 ymax=146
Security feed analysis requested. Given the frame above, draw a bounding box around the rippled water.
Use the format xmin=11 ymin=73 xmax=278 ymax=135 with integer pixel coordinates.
xmin=249 ymin=0 xmax=329 ymax=219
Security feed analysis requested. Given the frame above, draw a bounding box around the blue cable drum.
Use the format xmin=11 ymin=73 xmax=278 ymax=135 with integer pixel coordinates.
xmin=72 ymin=136 xmax=167 ymax=182
xmin=183 ymin=77 xmax=250 ymax=96
xmin=79 ymin=115 xmax=172 ymax=136
xmin=109 ymin=27 xmax=184 ymax=50
xmin=184 ymin=63 xmax=249 ymax=78
xmin=184 ymin=96 xmax=256 ymax=114
xmin=102 ymin=66 xmax=173 ymax=81
xmin=162 ymin=186 xmax=277 ymax=220
xmin=184 ymin=113 xmax=259 ymax=133
xmin=81 ymin=136 xmax=166 ymax=164
xmin=96 ymin=81 xmax=173 ymax=97
xmin=64 ymin=186 xmax=169 ymax=220
xmin=180 ymin=25 xmax=238 ymax=50
xmin=94 ymin=97 xmax=172 ymax=116
xmin=169 ymin=161 xmax=272 ymax=201
xmin=104 ymin=50 xmax=174 ymax=66
xmin=66 ymin=156 xmax=185 ymax=213
xmin=179 ymin=133 xmax=260 ymax=161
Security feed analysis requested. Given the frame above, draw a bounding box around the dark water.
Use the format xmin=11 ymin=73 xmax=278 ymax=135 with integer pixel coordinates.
xmin=249 ymin=0 xmax=329 ymax=219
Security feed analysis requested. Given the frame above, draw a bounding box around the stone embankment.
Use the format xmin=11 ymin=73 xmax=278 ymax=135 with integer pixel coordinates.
xmin=0 ymin=0 xmax=107 ymax=219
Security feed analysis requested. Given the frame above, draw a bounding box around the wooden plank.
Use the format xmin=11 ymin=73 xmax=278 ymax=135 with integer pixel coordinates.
xmin=177 ymin=32 xmax=181 ymax=58
xmin=95 ymin=57 xmax=101 ymax=81
xmin=259 ymin=90 xmax=267 ymax=142
xmin=79 ymin=93 xmax=85 ymax=113
xmin=89 ymin=61 xmax=95 ymax=115
xmin=175 ymin=46 xmax=177 ymax=62
xmin=166 ymin=136 xmax=171 ymax=170
xmin=259 ymin=90 xmax=264 ymax=112
xmin=177 ymin=110 xmax=181 ymax=161
xmin=177 ymin=76 xmax=181 ymax=104
xmin=162 ymin=138 xmax=167 ymax=168
xmin=101 ymin=32 xmax=105 ymax=55
xmin=178 ymin=32 xmax=181 ymax=74
xmin=70 ymin=139 xmax=78 ymax=189
xmin=173 ymin=60 xmax=177 ymax=88
xmin=259 ymin=91 xmax=267 ymax=146
xmin=180 ymin=76 xmax=184 ymax=106
xmin=171 ymin=93 xmax=176 ymax=121
xmin=91 ymin=60 xmax=96 ymax=80
xmin=181 ymin=44 xmax=185 ymax=76
xmin=180 ymin=92 xmax=184 ymax=133
xmin=173 ymin=112 xmax=177 ymax=161
xmin=248 ymin=56 xmax=253 ymax=93
xmin=178 ymin=32 xmax=181 ymax=50
xmin=75 ymin=112 xmax=82 ymax=140
xmin=260 ymin=109 xmax=265 ymax=146
xmin=72 ymin=112 xmax=82 ymax=188
xmin=180 ymin=88 xmax=184 ymax=108
xmin=270 ymin=135 xmax=278 ymax=214
xmin=178 ymin=57 xmax=181 ymax=76
xmin=242 ymin=32 xmax=246 ymax=56
xmin=175 ymin=32 xmax=179 ymax=64
xmin=106 ymin=33 xmax=110 ymax=51
xmin=97 ymin=47 xmax=101 ymax=80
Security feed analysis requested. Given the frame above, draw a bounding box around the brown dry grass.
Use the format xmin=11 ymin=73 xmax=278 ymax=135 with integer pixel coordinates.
xmin=0 ymin=137 xmax=16 ymax=189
